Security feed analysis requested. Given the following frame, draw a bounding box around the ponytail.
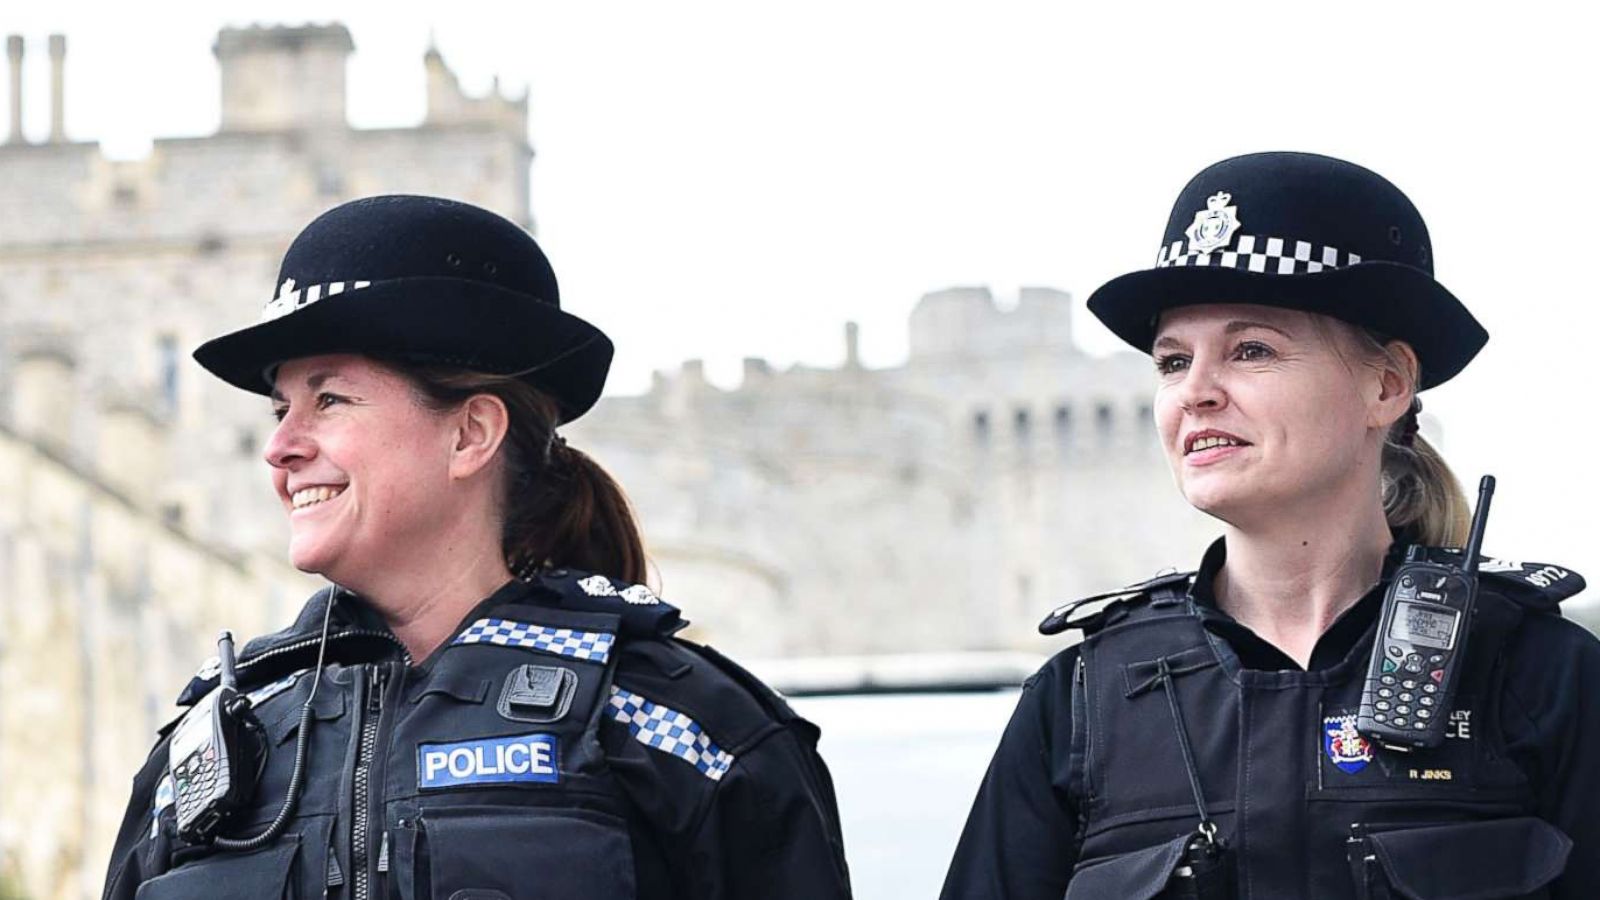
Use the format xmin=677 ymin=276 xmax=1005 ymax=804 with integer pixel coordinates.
xmin=1336 ymin=324 xmax=1472 ymax=548
xmin=1380 ymin=400 xmax=1470 ymax=547
xmin=383 ymin=360 xmax=648 ymax=584
xmin=522 ymin=440 xmax=648 ymax=584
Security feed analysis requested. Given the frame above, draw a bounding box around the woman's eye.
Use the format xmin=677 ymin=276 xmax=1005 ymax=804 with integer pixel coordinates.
xmin=315 ymin=392 xmax=344 ymax=409
xmin=1155 ymin=354 xmax=1191 ymax=375
xmin=270 ymin=406 xmax=288 ymax=422
xmin=1235 ymin=341 xmax=1274 ymax=361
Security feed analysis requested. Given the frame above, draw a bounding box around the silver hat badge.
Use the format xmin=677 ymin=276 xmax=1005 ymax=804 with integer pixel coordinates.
xmin=1184 ymin=191 xmax=1241 ymax=253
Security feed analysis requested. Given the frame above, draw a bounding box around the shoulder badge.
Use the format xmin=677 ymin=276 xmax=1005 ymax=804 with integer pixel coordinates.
xmin=1419 ymin=550 xmax=1586 ymax=613
xmin=1039 ymin=570 xmax=1196 ymax=636
xmin=1477 ymin=559 xmax=1586 ymax=612
xmin=536 ymin=569 xmax=686 ymax=637
xmin=1420 ymin=547 xmax=1580 ymax=608
xmin=1184 ymin=191 xmax=1241 ymax=253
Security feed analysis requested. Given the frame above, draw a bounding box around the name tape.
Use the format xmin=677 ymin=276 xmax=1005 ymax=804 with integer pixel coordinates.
xmin=418 ymin=733 xmax=559 ymax=789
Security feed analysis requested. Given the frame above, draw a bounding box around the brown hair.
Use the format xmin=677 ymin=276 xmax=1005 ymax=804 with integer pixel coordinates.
xmin=1337 ymin=328 xmax=1471 ymax=547
xmin=382 ymin=360 xmax=648 ymax=584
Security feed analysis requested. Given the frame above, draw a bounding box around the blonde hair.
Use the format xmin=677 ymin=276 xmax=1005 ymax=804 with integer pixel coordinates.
xmin=1341 ymin=328 xmax=1471 ymax=547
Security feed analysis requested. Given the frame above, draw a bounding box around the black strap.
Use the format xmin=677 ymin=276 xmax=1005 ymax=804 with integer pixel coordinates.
xmin=1154 ymin=655 xmax=1218 ymax=848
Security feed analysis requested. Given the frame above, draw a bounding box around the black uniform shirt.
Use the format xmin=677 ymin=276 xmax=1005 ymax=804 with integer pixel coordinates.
xmin=941 ymin=538 xmax=1600 ymax=899
xmin=1188 ymin=537 xmax=1406 ymax=672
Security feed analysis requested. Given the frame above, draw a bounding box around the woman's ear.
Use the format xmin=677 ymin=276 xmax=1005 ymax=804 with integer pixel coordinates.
xmin=450 ymin=393 xmax=510 ymax=481
xmin=1370 ymin=340 xmax=1421 ymax=430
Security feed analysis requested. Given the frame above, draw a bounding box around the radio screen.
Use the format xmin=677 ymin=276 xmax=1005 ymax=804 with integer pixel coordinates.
xmin=1389 ymin=601 xmax=1459 ymax=650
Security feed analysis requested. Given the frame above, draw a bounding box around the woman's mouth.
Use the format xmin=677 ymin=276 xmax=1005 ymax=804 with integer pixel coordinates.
xmin=1183 ymin=431 xmax=1252 ymax=465
xmin=291 ymin=485 xmax=346 ymax=510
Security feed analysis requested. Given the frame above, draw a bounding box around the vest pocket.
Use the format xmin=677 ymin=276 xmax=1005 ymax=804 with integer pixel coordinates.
xmin=1353 ymin=817 xmax=1571 ymax=899
xmin=134 ymin=835 xmax=299 ymax=899
xmin=407 ymin=805 xmax=637 ymax=900
xmin=1067 ymin=832 xmax=1235 ymax=900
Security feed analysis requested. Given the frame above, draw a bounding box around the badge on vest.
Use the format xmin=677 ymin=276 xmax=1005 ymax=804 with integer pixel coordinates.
xmin=418 ymin=733 xmax=559 ymax=789
xmin=1323 ymin=713 xmax=1374 ymax=774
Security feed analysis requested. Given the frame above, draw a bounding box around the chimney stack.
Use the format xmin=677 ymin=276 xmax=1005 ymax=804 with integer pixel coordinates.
xmin=48 ymin=34 xmax=64 ymax=143
xmin=6 ymin=35 xmax=22 ymax=144
xmin=844 ymin=321 xmax=862 ymax=368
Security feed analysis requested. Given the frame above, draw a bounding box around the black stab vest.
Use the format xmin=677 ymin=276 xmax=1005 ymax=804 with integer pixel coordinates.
xmin=1065 ymin=583 xmax=1572 ymax=900
xmin=134 ymin=590 xmax=652 ymax=900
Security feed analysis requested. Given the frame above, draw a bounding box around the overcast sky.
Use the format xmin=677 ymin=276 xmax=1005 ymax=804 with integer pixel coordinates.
xmin=7 ymin=2 xmax=1599 ymax=579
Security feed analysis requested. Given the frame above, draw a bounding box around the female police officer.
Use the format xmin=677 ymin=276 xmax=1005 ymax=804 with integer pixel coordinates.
xmin=941 ymin=152 xmax=1599 ymax=899
xmin=100 ymin=195 xmax=852 ymax=899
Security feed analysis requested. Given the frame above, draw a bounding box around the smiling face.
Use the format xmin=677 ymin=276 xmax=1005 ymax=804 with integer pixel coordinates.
xmin=263 ymin=354 xmax=471 ymax=583
xmin=1150 ymin=304 xmax=1407 ymax=526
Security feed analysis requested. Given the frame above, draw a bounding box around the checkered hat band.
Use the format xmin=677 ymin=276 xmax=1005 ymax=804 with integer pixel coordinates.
xmin=607 ymin=686 xmax=736 ymax=782
xmin=1155 ymin=234 xmax=1362 ymax=275
xmin=260 ymin=277 xmax=375 ymax=322
xmin=451 ymin=618 xmax=615 ymax=664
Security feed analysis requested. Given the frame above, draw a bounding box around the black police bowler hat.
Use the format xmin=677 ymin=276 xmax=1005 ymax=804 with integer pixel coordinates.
xmin=1086 ymin=152 xmax=1487 ymax=389
xmin=193 ymin=195 xmax=613 ymax=422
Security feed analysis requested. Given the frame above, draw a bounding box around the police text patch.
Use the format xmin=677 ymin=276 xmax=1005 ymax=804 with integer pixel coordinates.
xmin=418 ymin=733 xmax=559 ymax=789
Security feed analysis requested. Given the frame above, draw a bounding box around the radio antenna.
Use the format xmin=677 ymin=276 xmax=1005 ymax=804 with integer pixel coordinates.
xmin=1461 ymin=475 xmax=1496 ymax=575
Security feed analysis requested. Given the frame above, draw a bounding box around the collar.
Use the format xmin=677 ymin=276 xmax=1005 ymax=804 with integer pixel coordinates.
xmin=1189 ymin=535 xmax=1410 ymax=672
xmin=176 ymin=579 xmax=541 ymax=706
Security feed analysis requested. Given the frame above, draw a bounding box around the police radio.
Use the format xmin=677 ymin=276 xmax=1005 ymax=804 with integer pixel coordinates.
xmin=169 ymin=631 xmax=264 ymax=843
xmin=1358 ymin=475 xmax=1495 ymax=752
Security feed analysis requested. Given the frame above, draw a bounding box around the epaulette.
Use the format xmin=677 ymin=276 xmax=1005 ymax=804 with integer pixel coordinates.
xmin=1417 ymin=550 xmax=1586 ymax=614
xmin=1039 ymin=570 xmax=1197 ymax=636
xmin=531 ymin=569 xmax=688 ymax=637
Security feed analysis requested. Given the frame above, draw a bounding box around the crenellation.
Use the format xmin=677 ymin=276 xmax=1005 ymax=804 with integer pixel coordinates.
xmin=567 ymin=286 xmax=1215 ymax=658
xmin=214 ymin=23 xmax=354 ymax=133
xmin=424 ymin=42 xmax=529 ymax=135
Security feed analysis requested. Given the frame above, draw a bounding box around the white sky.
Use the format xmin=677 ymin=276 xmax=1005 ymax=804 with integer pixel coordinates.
xmin=8 ymin=1 xmax=1600 ymax=579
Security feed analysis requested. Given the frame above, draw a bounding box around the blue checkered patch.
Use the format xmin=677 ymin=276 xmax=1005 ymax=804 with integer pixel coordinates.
xmin=452 ymin=618 xmax=615 ymax=664
xmin=607 ymin=686 xmax=736 ymax=781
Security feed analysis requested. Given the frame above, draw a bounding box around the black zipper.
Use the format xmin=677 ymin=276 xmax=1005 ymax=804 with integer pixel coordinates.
xmin=236 ymin=628 xmax=409 ymax=674
xmin=1071 ymin=654 xmax=1092 ymax=806
xmin=351 ymin=663 xmax=390 ymax=900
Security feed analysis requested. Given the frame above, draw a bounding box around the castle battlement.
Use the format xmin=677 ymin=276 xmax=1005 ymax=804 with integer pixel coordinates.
xmin=0 ymin=27 xmax=532 ymax=250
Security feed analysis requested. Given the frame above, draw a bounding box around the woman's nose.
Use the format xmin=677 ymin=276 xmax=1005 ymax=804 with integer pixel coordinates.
xmin=1176 ymin=357 xmax=1227 ymax=412
xmin=263 ymin=414 xmax=314 ymax=469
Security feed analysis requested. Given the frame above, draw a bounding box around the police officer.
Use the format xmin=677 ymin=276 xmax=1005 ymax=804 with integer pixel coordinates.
xmin=101 ymin=196 xmax=853 ymax=899
xmin=941 ymin=153 xmax=1600 ymax=899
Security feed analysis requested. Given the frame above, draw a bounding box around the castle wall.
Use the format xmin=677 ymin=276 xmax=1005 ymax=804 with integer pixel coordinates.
xmin=0 ymin=26 xmax=535 ymax=896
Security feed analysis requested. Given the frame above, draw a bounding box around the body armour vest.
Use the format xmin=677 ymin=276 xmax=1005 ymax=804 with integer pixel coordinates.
xmin=1056 ymin=558 xmax=1579 ymax=900
xmin=122 ymin=571 xmax=695 ymax=900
